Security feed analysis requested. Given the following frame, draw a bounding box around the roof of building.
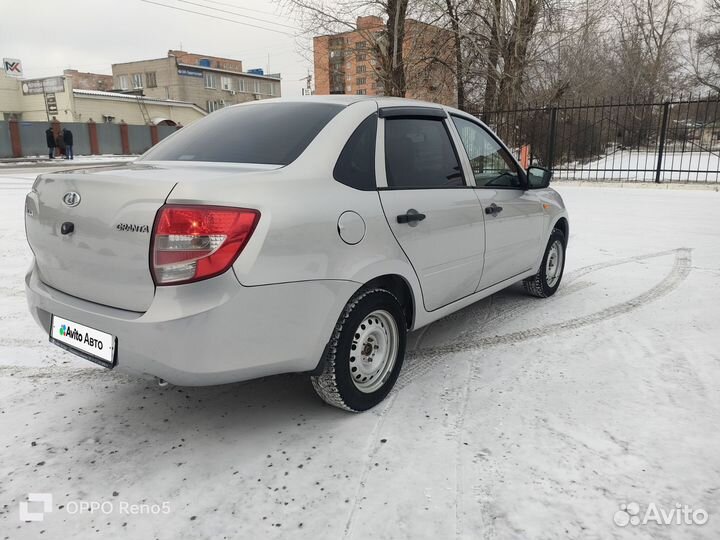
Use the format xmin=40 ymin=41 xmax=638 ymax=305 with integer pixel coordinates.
xmin=72 ymin=89 xmax=206 ymax=114
xmin=175 ymin=63 xmax=281 ymax=81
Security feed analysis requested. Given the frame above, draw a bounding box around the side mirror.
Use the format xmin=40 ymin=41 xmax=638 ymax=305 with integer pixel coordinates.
xmin=527 ymin=166 xmax=553 ymax=189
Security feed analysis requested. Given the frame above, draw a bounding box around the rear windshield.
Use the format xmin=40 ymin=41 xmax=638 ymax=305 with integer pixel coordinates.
xmin=141 ymin=102 xmax=344 ymax=165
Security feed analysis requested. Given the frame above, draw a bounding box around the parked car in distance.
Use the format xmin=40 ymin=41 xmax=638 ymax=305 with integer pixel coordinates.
xmin=25 ymin=96 xmax=569 ymax=412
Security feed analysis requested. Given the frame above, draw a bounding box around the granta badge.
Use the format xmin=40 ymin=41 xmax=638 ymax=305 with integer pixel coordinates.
xmin=116 ymin=223 xmax=150 ymax=233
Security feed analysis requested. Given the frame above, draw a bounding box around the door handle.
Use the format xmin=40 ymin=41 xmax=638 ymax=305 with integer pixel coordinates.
xmin=397 ymin=209 xmax=426 ymax=225
xmin=485 ymin=203 xmax=503 ymax=215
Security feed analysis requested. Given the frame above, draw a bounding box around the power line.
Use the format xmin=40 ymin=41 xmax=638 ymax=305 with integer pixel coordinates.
xmin=175 ymin=0 xmax=298 ymax=30
xmin=196 ymin=0 xmax=281 ymax=17
xmin=139 ymin=0 xmax=297 ymax=36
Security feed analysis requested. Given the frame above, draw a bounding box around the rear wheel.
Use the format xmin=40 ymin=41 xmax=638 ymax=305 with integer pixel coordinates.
xmin=523 ymin=228 xmax=566 ymax=298
xmin=311 ymin=288 xmax=407 ymax=412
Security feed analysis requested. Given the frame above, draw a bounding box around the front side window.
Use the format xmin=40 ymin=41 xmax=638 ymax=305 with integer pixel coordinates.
xmin=141 ymin=102 xmax=344 ymax=165
xmin=385 ymin=118 xmax=464 ymax=189
xmin=451 ymin=116 xmax=520 ymax=188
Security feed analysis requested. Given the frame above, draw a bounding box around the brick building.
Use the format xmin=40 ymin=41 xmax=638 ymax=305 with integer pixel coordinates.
xmin=111 ymin=50 xmax=281 ymax=113
xmin=313 ymin=16 xmax=456 ymax=107
xmin=62 ymin=69 xmax=114 ymax=91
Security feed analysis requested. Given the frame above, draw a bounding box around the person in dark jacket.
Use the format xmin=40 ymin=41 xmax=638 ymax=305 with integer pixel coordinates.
xmin=62 ymin=128 xmax=74 ymax=160
xmin=45 ymin=127 xmax=55 ymax=159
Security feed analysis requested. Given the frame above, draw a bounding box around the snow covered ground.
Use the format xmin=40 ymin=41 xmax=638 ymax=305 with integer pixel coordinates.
xmin=1 ymin=167 xmax=719 ymax=539
xmin=555 ymin=150 xmax=720 ymax=182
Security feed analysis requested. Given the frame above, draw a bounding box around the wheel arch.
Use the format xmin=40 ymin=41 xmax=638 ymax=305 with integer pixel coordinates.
xmin=552 ymin=216 xmax=569 ymax=244
xmin=360 ymin=273 xmax=416 ymax=330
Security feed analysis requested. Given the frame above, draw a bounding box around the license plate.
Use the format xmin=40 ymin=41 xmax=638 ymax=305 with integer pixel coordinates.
xmin=50 ymin=315 xmax=116 ymax=369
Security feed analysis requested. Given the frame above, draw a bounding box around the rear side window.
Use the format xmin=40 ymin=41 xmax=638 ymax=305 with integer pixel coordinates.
xmin=384 ymin=118 xmax=464 ymax=189
xmin=141 ymin=102 xmax=344 ymax=165
xmin=334 ymin=113 xmax=377 ymax=190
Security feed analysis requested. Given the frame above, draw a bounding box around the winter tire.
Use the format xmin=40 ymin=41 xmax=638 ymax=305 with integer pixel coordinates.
xmin=523 ymin=227 xmax=566 ymax=298
xmin=311 ymin=288 xmax=407 ymax=412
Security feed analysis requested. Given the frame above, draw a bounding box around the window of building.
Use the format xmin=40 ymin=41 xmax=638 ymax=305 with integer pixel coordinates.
xmin=269 ymin=82 xmax=277 ymax=96
xmin=237 ymin=78 xmax=247 ymax=92
xmin=357 ymin=65 xmax=367 ymax=74
xmin=221 ymin=76 xmax=233 ymax=91
xmin=356 ymin=77 xmax=366 ymax=85
xmin=253 ymin=80 xmax=260 ymax=94
xmin=334 ymin=114 xmax=377 ymax=190
xmin=346 ymin=85 xmax=352 ymax=92
xmin=204 ymin=73 xmax=217 ymax=89
xmin=145 ymin=72 xmax=157 ymax=88
xmin=357 ymin=53 xmax=367 ymax=61
xmin=384 ymin=118 xmax=464 ymax=189
xmin=206 ymin=100 xmax=226 ymax=113
xmin=356 ymin=41 xmax=367 ymax=49
xmin=356 ymin=89 xmax=367 ymax=95
xmin=141 ymin=102 xmax=344 ymax=165
xmin=132 ymin=73 xmax=143 ymax=89
xmin=117 ymin=75 xmax=129 ymax=90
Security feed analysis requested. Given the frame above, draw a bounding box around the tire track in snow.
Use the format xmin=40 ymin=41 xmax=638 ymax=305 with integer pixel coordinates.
xmin=396 ymin=248 xmax=692 ymax=389
xmin=342 ymin=391 xmax=399 ymax=539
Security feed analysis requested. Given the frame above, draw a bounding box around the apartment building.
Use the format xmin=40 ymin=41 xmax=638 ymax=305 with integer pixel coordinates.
xmin=112 ymin=50 xmax=281 ymax=113
xmin=313 ymin=16 xmax=456 ymax=107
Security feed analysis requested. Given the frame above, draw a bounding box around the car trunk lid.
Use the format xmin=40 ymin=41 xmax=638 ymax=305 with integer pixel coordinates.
xmin=25 ymin=162 xmax=279 ymax=312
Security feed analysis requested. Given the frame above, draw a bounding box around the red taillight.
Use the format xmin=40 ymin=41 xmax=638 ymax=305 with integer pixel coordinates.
xmin=151 ymin=205 xmax=260 ymax=285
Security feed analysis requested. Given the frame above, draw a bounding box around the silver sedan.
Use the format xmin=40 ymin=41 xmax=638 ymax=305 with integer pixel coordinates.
xmin=25 ymin=96 xmax=569 ymax=411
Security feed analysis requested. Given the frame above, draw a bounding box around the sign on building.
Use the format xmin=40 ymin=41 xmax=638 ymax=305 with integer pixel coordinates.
xmin=3 ymin=58 xmax=23 ymax=77
xmin=21 ymin=77 xmax=65 ymax=95
xmin=178 ymin=68 xmax=203 ymax=78
xmin=45 ymin=93 xmax=58 ymax=115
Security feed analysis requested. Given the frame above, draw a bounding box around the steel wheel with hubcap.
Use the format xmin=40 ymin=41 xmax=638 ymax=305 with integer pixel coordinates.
xmin=350 ymin=309 xmax=399 ymax=393
xmin=311 ymin=288 xmax=407 ymax=412
xmin=523 ymin=227 xmax=567 ymax=298
xmin=545 ymin=239 xmax=564 ymax=288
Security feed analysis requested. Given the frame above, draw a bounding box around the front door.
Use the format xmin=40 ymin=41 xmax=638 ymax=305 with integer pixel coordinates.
xmin=378 ymin=113 xmax=486 ymax=312
xmin=449 ymin=115 xmax=544 ymax=290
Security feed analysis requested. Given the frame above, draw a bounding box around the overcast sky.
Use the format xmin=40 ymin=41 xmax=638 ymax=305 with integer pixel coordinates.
xmin=0 ymin=0 xmax=312 ymax=96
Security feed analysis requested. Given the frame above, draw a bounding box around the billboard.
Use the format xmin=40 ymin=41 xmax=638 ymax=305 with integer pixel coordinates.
xmin=21 ymin=77 xmax=65 ymax=95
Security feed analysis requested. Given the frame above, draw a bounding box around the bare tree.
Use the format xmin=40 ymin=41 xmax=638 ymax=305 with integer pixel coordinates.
xmin=689 ymin=0 xmax=720 ymax=92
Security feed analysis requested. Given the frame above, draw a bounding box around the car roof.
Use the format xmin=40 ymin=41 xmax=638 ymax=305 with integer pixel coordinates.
xmin=231 ymin=95 xmax=465 ymax=116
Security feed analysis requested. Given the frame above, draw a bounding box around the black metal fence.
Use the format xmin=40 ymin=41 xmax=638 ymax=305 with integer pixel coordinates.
xmin=477 ymin=95 xmax=720 ymax=183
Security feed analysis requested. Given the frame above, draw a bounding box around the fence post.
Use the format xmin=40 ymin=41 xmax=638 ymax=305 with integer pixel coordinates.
xmin=119 ymin=121 xmax=130 ymax=155
xmin=655 ymin=102 xmax=670 ymax=184
xmin=546 ymin=107 xmax=558 ymax=168
xmin=87 ymin=119 xmax=100 ymax=155
xmin=8 ymin=119 xmax=23 ymax=158
xmin=149 ymin=124 xmax=159 ymax=146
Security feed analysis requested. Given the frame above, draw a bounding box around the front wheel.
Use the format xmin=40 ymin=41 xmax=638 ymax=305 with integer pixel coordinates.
xmin=311 ymin=288 xmax=407 ymax=412
xmin=523 ymin=228 xmax=566 ymax=298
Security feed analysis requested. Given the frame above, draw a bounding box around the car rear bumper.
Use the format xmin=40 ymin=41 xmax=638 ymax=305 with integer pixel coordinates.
xmin=26 ymin=262 xmax=359 ymax=386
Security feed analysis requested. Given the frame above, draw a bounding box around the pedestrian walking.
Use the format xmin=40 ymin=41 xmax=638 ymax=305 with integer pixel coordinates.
xmin=45 ymin=127 xmax=56 ymax=159
xmin=63 ymin=128 xmax=74 ymax=160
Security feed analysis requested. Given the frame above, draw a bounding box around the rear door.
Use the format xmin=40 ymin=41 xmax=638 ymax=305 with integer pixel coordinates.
xmin=377 ymin=108 xmax=486 ymax=312
xmin=449 ymin=115 xmax=544 ymax=291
